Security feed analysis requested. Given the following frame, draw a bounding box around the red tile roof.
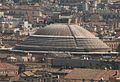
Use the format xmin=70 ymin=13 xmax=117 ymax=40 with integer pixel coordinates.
xmin=0 ymin=63 xmax=18 ymax=70
xmin=65 ymin=68 xmax=120 ymax=81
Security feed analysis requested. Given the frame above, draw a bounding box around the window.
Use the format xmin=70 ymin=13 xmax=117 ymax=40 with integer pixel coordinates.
xmin=32 ymin=12 xmax=34 ymax=14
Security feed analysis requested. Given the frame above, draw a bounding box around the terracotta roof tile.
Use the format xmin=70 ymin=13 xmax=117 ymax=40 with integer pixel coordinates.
xmin=65 ymin=68 xmax=120 ymax=81
xmin=0 ymin=63 xmax=18 ymax=70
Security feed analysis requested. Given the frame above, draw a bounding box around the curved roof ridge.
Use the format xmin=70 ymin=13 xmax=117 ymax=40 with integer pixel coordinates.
xmin=13 ymin=23 xmax=111 ymax=52
xmin=69 ymin=24 xmax=96 ymax=38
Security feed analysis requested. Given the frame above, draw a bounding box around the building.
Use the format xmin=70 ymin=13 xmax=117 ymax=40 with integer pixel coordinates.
xmin=104 ymin=39 xmax=120 ymax=51
xmin=13 ymin=23 xmax=111 ymax=54
xmin=0 ymin=63 xmax=19 ymax=81
xmin=64 ymin=68 xmax=120 ymax=82
xmin=0 ymin=8 xmax=4 ymax=17
xmin=7 ymin=4 xmax=43 ymax=24
xmin=51 ymin=57 xmax=120 ymax=69
xmin=109 ymin=0 xmax=120 ymax=3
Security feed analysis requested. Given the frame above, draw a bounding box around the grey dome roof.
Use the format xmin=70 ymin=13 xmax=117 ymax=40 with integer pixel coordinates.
xmin=14 ymin=24 xmax=111 ymax=53
xmin=34 ymin=24 xmax=95 ymax=38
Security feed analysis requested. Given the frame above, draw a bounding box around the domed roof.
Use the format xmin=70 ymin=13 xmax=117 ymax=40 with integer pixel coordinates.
xmin=34 ymin=24 xmax=95 ymax=38
xmin=13 ymin=24 xmax=111 ymax=53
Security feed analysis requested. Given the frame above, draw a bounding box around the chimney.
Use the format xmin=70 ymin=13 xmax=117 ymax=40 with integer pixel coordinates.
xmin=68 ymin=18 xmax=72 ymax=24
xmin=75 ymin=18 xmax=78 ymax=24
xmin=68 ymin=18 xmax=79 ymax=25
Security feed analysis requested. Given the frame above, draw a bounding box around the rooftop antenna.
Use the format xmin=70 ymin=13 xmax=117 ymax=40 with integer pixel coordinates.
xmin=0 ymin=39 xmax=3 ymax=45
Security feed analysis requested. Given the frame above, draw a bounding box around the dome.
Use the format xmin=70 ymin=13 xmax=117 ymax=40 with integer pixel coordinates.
xmin=13 ymin=24 xmax=111 ymax=53
xmin=34 ymin=24 xmax=96 ymax=38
